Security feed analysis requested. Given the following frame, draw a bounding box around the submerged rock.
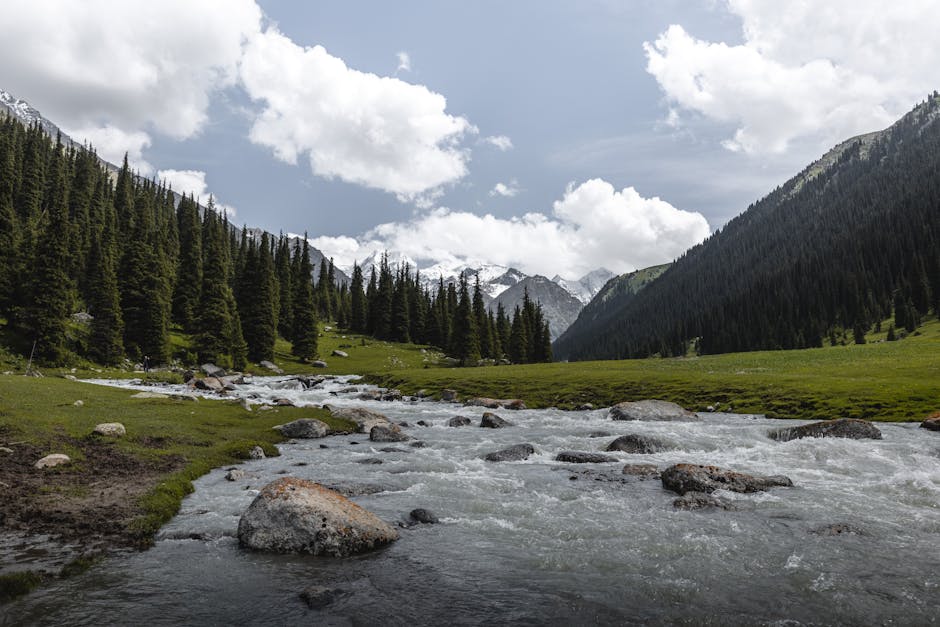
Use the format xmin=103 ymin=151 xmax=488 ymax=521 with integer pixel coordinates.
xmin=661 ymin=463 xmax=793 ymax=495
xmin=609 ymin=399 xmax=698 ymax=422
xmin=480 ymin=412 xmax=511 ymax=428
xmin=275 ymin=419 xmax=330 ymax=439
xmin=555 ymin=451 xmax=617 ymax=464
xmin=605 ymin=434 xmax=669 ymax=454
xmin=484 ymin=443 xmax=535 ymax=462
xmin=238 ymin=478 xmax=398 ymax=556
xmin=812 ymin=522 xmax=866 ymax=536
xmin=622 ymin=463 xmax=662 ymax=479
xmin=356 ymin=458 xmax=384 ymax=465
xmin=299 ymin=585 xmax=341 ymax=609
xmin=226 ymin=469 xmax=246 ymax=481
xmin=769 ymin=418 xmax=882 ymax=442
xmin=448 ymin=415 xmax=472 ymax=427
xmin=370 ymin=423 xmax=410 ymax=443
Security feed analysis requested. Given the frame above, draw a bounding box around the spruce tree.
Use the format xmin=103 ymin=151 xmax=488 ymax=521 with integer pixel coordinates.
xmin=172 ymin=194 xmax=203 ymax=331
xmin=451 ymin=274 xmax=480 ymax=365
xmin=194 ymin=204 xmax=240 ymax=367
xmin=274 ymin=235 xmax=293 ymax=338
xmin=241 ymin=232 xmax=278 ymax=362
xmin=349 ymin=263 xmax=366 ymax=332
xmin=291 ymin=237 xmax=319 ymax=360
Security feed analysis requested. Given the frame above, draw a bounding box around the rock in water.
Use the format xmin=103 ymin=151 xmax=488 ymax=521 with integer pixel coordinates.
xmin=370 ymin=424 xmax=410 ymax=443
xmin=447 ymin=415 xmax=472 ymax=427
xmin=35 ymin=454 xmax=71 ymax=469
xmin=484 ymin=443 xmax=536 ymax=462
xmin=769 ymin=418 xmax=882 ymax=442
xmin=605 ymin=434 xmax=669 ymax=454
xmin=921 ymin=415 xmax=940 ymax=431
xmin=466 ymin=397 xmax=501 ymax=409
xmin=673 ymin=492 xmax=737 ymax=511
xmin=226 ymin=469 xmax=246 ymax=481
xmin=408 ymin=508 xmax=439 ymax=524
xmin=661 ymin=463 xmax=793 ymax=495
xmin=441 ymin=389 xmax=458 ymax=402
xmin=327 ymin=406 xmax=391 ymax=434
xmin=238 ymin=478 xmax=397 ymax=556
xmin=555 ymin=451 xmax=617 ymax=463
xmin=622 ymin=463 xmax=661 ymax=478
xmin=275 ymin=419 xmax=330 ymax=439
xmin=248 ymin=446 xmax=266 ymax=460
xmin=609 ymin=400 xmax=699 ymax=422
xmin=93 ymin=422 xmax=126 ymax=437
xmin=480 ymin=412 xmax=511 ymax=428
xmin=299 ymin=585 xmax=340 ymax=609
xmin=200 ymin=363 xmax=225 ymax=377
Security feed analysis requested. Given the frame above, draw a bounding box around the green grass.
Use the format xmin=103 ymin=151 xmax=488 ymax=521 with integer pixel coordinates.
xmin=0 ymin=375 xmax=355 ymax=544
xmin=0 ymin=571 xmax=43 ymax=604
xmin=368 ymin=319 xmax=940 ymax=422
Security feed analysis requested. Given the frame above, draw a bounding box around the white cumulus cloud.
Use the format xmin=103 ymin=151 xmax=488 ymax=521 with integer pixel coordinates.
xmin=644 ymin=0 xmax=940 ymax=154
xmin=482 ymin=135 xmax=513 ymax=151
xmin=239 ymin=28 xmax=473 ymax=203
xmin=313 ymin=178 xmax=710 ymax=279
xmin=0 ymin=0 xmax=261 ymax=169
xmin=489 ymin=181 xmax=520 ymax=198
xmin=72 ymin=125 xmax=153 ymax=175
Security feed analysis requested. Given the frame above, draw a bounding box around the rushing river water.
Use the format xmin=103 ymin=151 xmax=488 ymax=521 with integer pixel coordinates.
xmin=4 ymin=375 xmax=940 ymax=625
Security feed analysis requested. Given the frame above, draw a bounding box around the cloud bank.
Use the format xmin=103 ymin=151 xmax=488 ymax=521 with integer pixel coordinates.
xmin=645 ymin=0 xmax=940 ymax=154
xmin=312 ymin=178 xmax=710 ymax=279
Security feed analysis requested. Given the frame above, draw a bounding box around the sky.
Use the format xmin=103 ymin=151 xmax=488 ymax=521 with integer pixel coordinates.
xmin=0 ymin=0 xmax=937 ymax=279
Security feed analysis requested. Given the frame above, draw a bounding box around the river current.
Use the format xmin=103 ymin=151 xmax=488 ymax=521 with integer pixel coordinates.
xmin=4 ymin=375 xmax=940 ymax=625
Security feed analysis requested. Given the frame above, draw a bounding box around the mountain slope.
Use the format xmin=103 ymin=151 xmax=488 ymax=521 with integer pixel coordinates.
xmin=553 ymin=264 xmax=670 ymax=357
xmin=559 ymin=93 xmax=940 ymax=361
xmin=490 ymin=275 xmax=583 ymax=341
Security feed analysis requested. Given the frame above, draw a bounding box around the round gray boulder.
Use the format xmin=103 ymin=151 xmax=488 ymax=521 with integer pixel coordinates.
xmin=237 ymin=477 xmax=398 ymax=556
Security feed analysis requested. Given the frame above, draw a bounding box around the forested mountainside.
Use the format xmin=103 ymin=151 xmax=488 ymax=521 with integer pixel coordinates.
xmin=553 ymin=264 xmax=669 ymax=359
xmin=0 ymin=113 xmax=553 ymax=368
xmin=558 ymin=93 xmax=940 ymax=361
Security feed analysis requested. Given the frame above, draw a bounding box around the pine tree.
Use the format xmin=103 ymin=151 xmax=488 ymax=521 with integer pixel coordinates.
xmin=172 ymin=194 xmax=203 ymax=331
xmin=86 ymin=218 xmax=124 ymax=364
xmin=241 ymin=232 xmax=278 ymax=362
xmin=0 ymin=126 xmax=19 ymax=316
xmin=20 ymin=137 xmax=72 ymax=363
xmin=451 ymin=274 xmax=480 ymax=365
xmin=194 ymin=203 xmax=240 ymax=367
xmin=509 ymin=305 xmax=528 ymax=364
xmin=349 ymin=263 xmax=366 ymax=332
xmin=274 ymin=235 xmax=293 ymax=338
xmin=291 ymin=236 xmax=319 ymax=360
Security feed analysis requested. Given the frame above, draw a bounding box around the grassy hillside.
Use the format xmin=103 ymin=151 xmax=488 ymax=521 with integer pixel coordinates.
xmin=371 ymin=319 xmax=940 ymax=422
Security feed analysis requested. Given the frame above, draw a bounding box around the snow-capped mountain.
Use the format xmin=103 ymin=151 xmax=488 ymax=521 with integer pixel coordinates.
xmin=552 ymin=268 xmax=616 ymax=304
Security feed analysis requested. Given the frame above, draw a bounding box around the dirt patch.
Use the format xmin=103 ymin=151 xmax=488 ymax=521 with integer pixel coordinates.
xmin=0 ymin=437 xmax=184 ymax=551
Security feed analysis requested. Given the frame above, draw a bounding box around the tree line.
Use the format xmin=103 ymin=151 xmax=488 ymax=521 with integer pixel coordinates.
xmin=0 ymin=114 xmax=551 ymax=368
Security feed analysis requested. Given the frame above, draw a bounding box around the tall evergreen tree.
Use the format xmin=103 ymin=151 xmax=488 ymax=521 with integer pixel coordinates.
xmin=451 ymin=274 xmax=480 ymax=365
xmin=291 ymin=236 xmax=319 ymax=360
xmin=349 ymin=263 xmax=366 ymax=332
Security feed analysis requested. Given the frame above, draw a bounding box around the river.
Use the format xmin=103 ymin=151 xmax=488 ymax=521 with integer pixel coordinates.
xmin=4 ymin=375 xmax=939 ymax=625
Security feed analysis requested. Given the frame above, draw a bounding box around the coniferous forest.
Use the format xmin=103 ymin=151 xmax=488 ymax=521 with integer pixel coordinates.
xmin=0 ymin=114 xmax=551 ymax=368
xmin=554 ymin=94 xmax=940 ymax=361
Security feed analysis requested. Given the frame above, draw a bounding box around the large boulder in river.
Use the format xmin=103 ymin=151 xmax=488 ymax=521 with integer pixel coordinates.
xmin=275 ymin=419 xmax=330 ymax=439
xmin=769 ymin=418 xmax=882 ymax=442
xmin=661 ymin=463 xmax=793 ymax=495
xmin=238 ymin=478 xmax=398 ymax=556
xmin=480 ymin=412 xmax=511 ymax=428
xmin=447 ymin=415 xmax=472 ymax=427
xmin=484 ymin=443 xmax=535 ymax=462
xmin=327 ymin=406 xmax=391 ymax=433
xmin=370 ymin=423 xmax=410 ymax=443
xmin=556 ymin=451 xmax=617 ymax=463
xmin=609 ymin=400 xmax=698 ymax=422
xmin=605 ymin=434 xmax=669 ymax=454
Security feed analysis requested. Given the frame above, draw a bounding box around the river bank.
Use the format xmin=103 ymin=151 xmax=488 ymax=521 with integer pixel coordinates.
xmin=4 ymin=374 xmax=940 ymax=624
